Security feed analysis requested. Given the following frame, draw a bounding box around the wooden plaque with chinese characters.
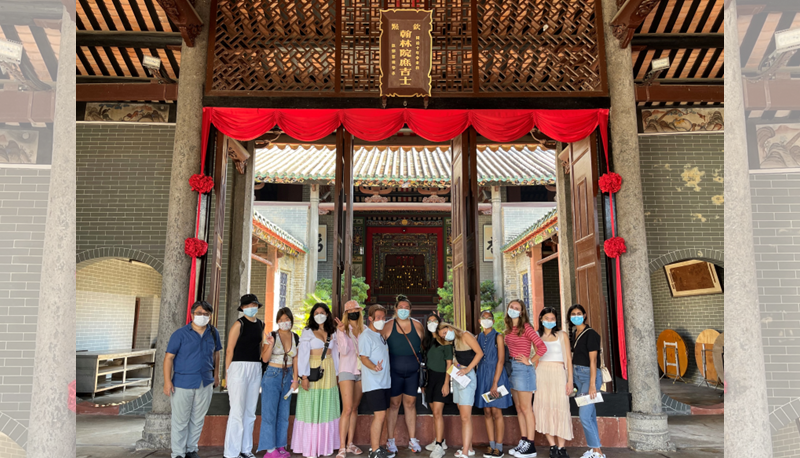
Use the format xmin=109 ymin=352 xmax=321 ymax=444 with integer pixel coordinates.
xmin=379 ymin=9 xmax=433 ymax=97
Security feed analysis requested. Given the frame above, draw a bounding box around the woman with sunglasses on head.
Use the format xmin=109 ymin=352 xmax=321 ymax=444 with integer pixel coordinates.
xmin=504 ymin=300 xmax=547 ymax=458
xmin=334 ymin=300 xmax=366 ymax=458
xmin=292 ymin=303 xmax=341 ymax=458
xmin=437 ymin=322 xmax=484 ymax=458
xmin=421 ymin=312 xmax=452 ymax=458
xmin=258 ymin=307 xmax=300 ymax=458
xmin=475 ymin=310 xmax=512 ymax=458
xmin=382 ymin=295 xmax=425 ymax=455
xmin=533 ymin=307 xmax=573 ymax=458
xmin=568 ymin=305 xmax=604 ymax=458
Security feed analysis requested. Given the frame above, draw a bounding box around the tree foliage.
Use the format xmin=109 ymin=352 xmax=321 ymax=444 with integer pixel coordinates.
xmin=436 ymin=274 xmax=505 ymax=332
xmin=295 ymin=277 xmax=370 ymax=333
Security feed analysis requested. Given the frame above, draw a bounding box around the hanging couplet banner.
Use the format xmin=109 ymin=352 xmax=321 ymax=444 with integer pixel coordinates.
xmin=379 ymin=9 xmax=433 ymax=97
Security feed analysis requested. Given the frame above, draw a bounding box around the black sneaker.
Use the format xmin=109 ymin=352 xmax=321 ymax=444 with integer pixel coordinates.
xmin=549 ymin=446 xmax=558 ymax=458
xmin=186 ymin=452 xmax=201 ymax=458
xmin=557 ymin=448 xmax=569 ymax=458
xmin=492 ymin=449 xmax=505 ymax=458
xmin=517 ymin=441 xmax=537 ymax=458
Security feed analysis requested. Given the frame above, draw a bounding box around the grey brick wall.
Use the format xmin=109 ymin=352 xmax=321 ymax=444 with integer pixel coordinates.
xmin=0 ymin=166 xmax=50 ymax=438
xmin=639 ymin=134 xmax=724 ymax=262
xmin=650 ymin=270 xmax=723 ymax=384
xmin=77 ymin=124 xmax=174 ymax=264
xmin=76 ymin=258 xmax=162 ymax=351
xmin=0 ymin=432 xmax=25 ymax=458
xmin=774 ymin=421 xmax=800 ymax=458
xmin=502 ymin=206 xmax=556 ymax=245
xmin=255 ymin=206 xmax=309 ymax=247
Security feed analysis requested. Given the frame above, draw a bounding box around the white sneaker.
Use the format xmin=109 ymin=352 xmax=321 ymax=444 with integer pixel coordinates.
xmin=409 ymin=438 xmax=422 ymax=453
xmin=426 ymin=440 xmax=447 ymax=451
xmin=580 ymin=451 xmax=593 ymax=458
xmin=387 ymin=439 xmax=398 ymax=454
xmin=430 ymin=444 xmax=446 ymax=458
xmin=590 ymin=454 xmax=605 ymax=458
xmin=508 ymin=440 xmax=525 ymax=457
xmin=469 ymin=450 xmax=476 ymax=456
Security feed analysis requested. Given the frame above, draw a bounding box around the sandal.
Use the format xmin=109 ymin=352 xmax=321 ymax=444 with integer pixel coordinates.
xmin=348 ymin=444 xmax=363 ymax=455
xmin=338 ymin=448 xmax=348 ymax=458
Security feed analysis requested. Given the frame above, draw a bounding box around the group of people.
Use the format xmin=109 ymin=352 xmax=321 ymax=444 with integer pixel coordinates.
xmin=163 ymin=294 xmax=607 ymax=458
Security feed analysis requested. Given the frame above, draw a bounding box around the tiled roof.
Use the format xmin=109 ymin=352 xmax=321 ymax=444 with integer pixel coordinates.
xmin=502 ymin=208 xmax=558 ymax=257
xmin=254 ymin=145 xmax=555 ymax=187
xmin=252 ymin=212 xmax=306 ymax=256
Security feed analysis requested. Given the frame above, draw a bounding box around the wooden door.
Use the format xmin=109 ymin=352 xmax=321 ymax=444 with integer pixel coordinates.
xmin=569 ymin=135 xmax=611 ymax=368
xmin=208 ymin=134 xmax=228 ymax=327
xmin=451 ymin=128 xmax=480 ymax=332
xmin=331 ymin=128 xmax=354 ymax=318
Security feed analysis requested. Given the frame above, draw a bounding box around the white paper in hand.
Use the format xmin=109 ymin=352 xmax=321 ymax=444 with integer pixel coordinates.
xmin=574 ymin=392 xmax=604 ymax=407
xmin=447 ymin=365 xmax=471 ymax=388
xmin=283 ymin=388 xmax=294 ymax=400
xmin=481 ymin=385 xmax=509 ymax=403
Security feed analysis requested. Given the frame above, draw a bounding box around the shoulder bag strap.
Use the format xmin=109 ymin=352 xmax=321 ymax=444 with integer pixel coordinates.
xmin=398 ymin=321 xmax=422 ymax=366
xmin=572 ymin=327 xmax=590 ymax=351
xmin=319 ymin=333 xmax=331 ymax=362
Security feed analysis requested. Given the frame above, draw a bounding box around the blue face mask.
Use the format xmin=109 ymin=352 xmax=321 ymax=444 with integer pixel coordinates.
xmin=570 ymin=315 xmax=584 ymax=326
xmin=242 ymin=307 xmax=258 ymax=318
xmin=542 ymin=321 xmax=557 ymax=329
xmin=507 ymin=309 xmax=520 ymax=319
xmin=445 ymin=330 xmax=455 ymax=341
xmin=397 ymin=309 xmax=410 ymax=320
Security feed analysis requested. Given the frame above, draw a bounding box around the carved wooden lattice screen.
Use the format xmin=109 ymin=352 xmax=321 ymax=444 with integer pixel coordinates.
xmin=210 ymin=0 xmax=605 ymax=95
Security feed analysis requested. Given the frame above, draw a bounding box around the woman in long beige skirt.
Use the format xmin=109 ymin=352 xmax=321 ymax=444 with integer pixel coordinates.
xmin=533 ymin=307 xmax=574 ymax=458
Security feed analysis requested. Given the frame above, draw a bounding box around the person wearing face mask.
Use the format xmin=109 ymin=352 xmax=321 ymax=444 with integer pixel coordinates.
xmin=420 ymin=312 xmax=452 ymax=458
xmin=224 ymin=294 xmax=267 ymax=458
xmin=533 ymin=308 xmax=573 ymax=458
xmin=475 ymin=311 xmax=512 ymax=458
xmin=334 ymin=300 xmax=366 ymax=458
xmin=381 ymin=295 xmax=424 ymax=454
xmin=567 ymin=305 xmax=605 ymax=458
xmin=437 ymin=322 xmax=484 ymax=458
xmin=257 ymin=307 xmax=300 ymax=458
xmin=163 ymin=300 xmax=222 ymax=458
xmin=292 ymin=303 xmax=341 ymax=458
xmin=359 ymin=305 xmax=393 ymax=458
xmin=503 ymin=300 xmax=547 ymax=458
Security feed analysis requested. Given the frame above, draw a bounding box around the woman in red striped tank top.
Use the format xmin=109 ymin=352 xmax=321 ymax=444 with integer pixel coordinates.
xmin=503 ymin=300 xmax=547 ymax=458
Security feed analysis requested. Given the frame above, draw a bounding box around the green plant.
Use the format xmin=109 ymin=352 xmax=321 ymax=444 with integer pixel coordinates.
xmin=436 ymin=275 xmax=505 ymax=332
xmin=294 ymin=277 xmax=370 ymax=333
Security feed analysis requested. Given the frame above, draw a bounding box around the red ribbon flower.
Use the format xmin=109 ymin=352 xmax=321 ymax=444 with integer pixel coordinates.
xmin=184 ymin=237 xmax=209 ymax=257
xmin=598 ymin=172 xmax=622 ymax=194
xmin=189 ymin=174 xmax=215 ymax=194
xmin=604 ymin=237 xmax=627 ymax=259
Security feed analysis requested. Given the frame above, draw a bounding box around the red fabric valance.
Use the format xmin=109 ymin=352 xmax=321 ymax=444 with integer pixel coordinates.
xmin=201 ymin=107 xmax=609 ymax=159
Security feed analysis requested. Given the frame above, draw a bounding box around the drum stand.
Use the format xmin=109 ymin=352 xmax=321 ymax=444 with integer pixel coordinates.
xmin=698 ymin=343 xmax=723 ymax=390
xmin=659 ymin=341 xmax=686 ymax=384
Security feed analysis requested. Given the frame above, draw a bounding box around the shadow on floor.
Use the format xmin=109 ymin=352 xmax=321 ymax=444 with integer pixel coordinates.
xmin=660 ymin=379 xmax=723 ymax=408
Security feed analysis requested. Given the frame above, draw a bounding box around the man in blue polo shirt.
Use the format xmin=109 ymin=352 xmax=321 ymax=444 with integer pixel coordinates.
xmin=164 ymin=300 xmax=222 ymax=458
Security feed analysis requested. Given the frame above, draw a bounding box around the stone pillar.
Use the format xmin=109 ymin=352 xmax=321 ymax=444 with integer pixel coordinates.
xmin=306 ymin=185 xmax=320 ymax=294
xmin=724 ymin=2 xmax=772 ymax=456
xmin=137 ymin=0 xmax=212 ymax=449
xmin=490 ymin=186 xmax=504 ymax=302
xmin=27 ymin=7 xmax=76 ymax=458
xmin=554 ymin=143 xmax=576 ymax=328
xmin=225 ymin=147 xmax=256 ymax=356
xmin=600 ymin=0 xmax=673 ymax=451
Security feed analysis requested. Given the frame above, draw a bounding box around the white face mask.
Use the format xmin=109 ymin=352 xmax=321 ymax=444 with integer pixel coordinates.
xmin=480 ymin=319 xmax=494 ymax=329
xmin=278 ymin=321 xmax=292 ymax=331
xmin=427 ymin=321 xmax=439 ymax=333
xmin=193 ymin=315 xmax=210 ymax=327
xmin=373 ymin=320 xmax=386 ymax=331
xmin=314 ymin=314 xmax=327 ymax=325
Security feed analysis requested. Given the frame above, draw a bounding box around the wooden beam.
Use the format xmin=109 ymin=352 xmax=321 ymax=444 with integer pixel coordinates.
xmin=0 ymin=90 xmax=54 ymax=123
xmin=77 ymin=30 xmax=183 ymax=48
xmin=77 ymin=76 xmax=153 ymax=84
xmin=630 ymin=33 xmax=724 ymax=50
xmin=76 ymin=83 xmax=178 ymax=102
xmin=634 ymin=84 xmax=724 ymax=103
xmin=744 ymin=78 xmax=800 ymax=110
xmin=154 ymin=0 xmax=203 ymax=47
xmin=536 ymin=251 xmax=559 ymax=266
xmin=610 ymin=0 xmax=664 ymax=49
xmin=737 ymin=0 xmax=800 ymax=14
xmin=0 ymin=2 xmax=63 ymax=26
xmin=251 ymin=253 xmax=273 ymax=267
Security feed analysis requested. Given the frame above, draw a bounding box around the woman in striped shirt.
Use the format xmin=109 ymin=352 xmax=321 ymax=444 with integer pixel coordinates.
xmin=504 ymin=300 xmax=548 ymax=458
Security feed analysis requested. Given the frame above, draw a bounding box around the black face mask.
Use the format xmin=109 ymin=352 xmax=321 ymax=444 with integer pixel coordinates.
xmin=347 ymin=312 xmax=361 ymax=321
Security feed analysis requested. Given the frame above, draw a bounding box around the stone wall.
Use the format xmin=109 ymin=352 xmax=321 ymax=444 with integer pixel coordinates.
xmin=773 ymin=422 xmax=800 ymax=458
xmin=0 ymin=433 xmax=25 ymax=458
xmin=0 ymin=166 xmax=51 ymax=440
xmin=76 ymin=258 xmax=162 ymax=351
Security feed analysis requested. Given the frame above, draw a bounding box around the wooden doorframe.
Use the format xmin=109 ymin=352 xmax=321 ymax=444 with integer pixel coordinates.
xmin=208 ymin=132 xmax=228 ymax=328
xmin=331 ymin=127 xmax=354 ymax=318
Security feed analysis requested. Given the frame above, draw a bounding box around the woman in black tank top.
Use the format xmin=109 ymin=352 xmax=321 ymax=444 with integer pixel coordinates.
xmin=224 ymin=294 xmax=266 ymax=458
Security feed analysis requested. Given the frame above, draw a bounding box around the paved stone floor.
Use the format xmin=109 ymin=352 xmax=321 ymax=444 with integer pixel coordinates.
xmin=76 ymin=414 xmax=722 ymax=458
xmin=659 ymin=380 xmax=724 ymax=408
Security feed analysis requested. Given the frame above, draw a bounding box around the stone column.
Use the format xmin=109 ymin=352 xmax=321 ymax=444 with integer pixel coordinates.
xmin=490 ymin=186 xmax=504 ymax=302
xmin=554 ymin=143 xmax=576 ymax=328
xmin=724 ymin=2 xmax=772 ymax=456
xmin=137 ymin=0 xmax=212 ymax=449
xmin=225 ymin=147 xmax=256 ymax=356
xmin=27 ymin=7 xmax=76 ymax=458
xmin=600 ymin=0 xmax=673 ymax=451
xmin=306 ymin=185 xmax=320 ymax=294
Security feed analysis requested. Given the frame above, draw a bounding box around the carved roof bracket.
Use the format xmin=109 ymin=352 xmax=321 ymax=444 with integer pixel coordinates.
xmin=155 ymin=0 xmax=204 ymax=47
xmin=610 ymin=0 xmax=663 ymax=49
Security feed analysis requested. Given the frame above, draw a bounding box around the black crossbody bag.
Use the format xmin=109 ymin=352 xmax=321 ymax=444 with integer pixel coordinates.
xmin=307 ymin=334 xmax=331 ymax=382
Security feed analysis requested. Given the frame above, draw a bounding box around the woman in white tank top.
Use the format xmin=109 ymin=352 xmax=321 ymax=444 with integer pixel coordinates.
xmin=533 ymin=307 xmax=574 ymax=458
